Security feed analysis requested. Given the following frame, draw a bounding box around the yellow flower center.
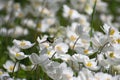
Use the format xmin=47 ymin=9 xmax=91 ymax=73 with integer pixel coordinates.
xmin=0 ymin=71 xmax=3 ymax=75
xmin=86 ymin=62 xmax=92 ymax=67
xmin=116 ymin=38 xmax=120 ymax=44
xmin=84 ymin=49 xmax=89 ymax=54
xmin=37 ymin=23 xmax=42 ymax=28
xmin=109 ymin=52 xmax=115 ymax=58
xmin=18 ymin=12 xmax=24 ymax=18
xmin=109 ymin=29 xmax=115 ymax=35
xmin=65 ymin=74 xmax=72 ymax=79
xmin=56 ymin=46 xmax=62 ymax=51
xmin=79 ymin=19 xmax=85 ymax=24
xmin=47 ymin=19 xmax=52 ymax=24
xmin=106 ymin=78 xmax=110 ymax=80
xmin=9 ymin=66 xmax=14 ymax=71
xmin=16 ymin=53 xmax=21 ymax=57
xmin=47 ymin=51 xmax=51 ymax=55
xmin=70 ymin=35 xmax=76 ymax=41
xmin=81 ymin=39 xmax=87 ymax=44
xmin=68 ymin=9 xmax=73 ymax=17
xmin=85 ymin=4 xmax=91 ymax=11
xmin=20 ymin=41 xmax=26 ymax=46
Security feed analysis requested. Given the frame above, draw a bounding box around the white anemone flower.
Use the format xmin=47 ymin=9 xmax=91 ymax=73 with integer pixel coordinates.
xmin=20 ymin=64 xmax=34 ymax=71
xmin=84 ymin=4 xmax=93 ymax=15
xmin=66 ymin=29 xmax=78 ymax=42
xmin=75 ymin=47 xmax=94 ymax=56
xmin=29 ymin=53 xmax=51 ymax=66
xmin=8 ymin=46 xmax=28 ymax=60
xmin=22 ymin=19 xmax=36 ymax=29
xmin=102 ymin=24 xmax=119 ymax=37
xmin=63 ymin=5 xmax=80 ymax=20
xmin=11 ymin=51 xmax=28 ymax=60
xmin=84 ymin=59 xmax=100 ymax=71
xmin=13 ymin=39 xmax=35 ymax=49
xmin=37 ymin=36 xmax=50 ymax=50
xmin=54 ymin=42 xmax=69 ymax=54
xmin=71 ymin=54 xmax=89 ymax=63
xmin=105 ymin=50 xmax=120 ymax=65
xmin=78 ymin=68 xmax=95 ymax=80
xmin=61 ymin=67 xmax=73 ymax=80
xmin=94 ymin=72 xmax=113 ymax=80
xmin=3 ymin=60 xmax=18 ymax=72
xmin=0 ymin=71 xmax=13 ymax=80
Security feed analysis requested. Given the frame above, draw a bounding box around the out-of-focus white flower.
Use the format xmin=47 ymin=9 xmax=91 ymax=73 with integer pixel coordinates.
xmin=100 ymin=14 xmax=113 ymax=25
xmin=94 ymin=72 xmax=113 ymax=80
xmin=13 ymin=39 xmax=35 ymax=49
xmin=54 ymin=42 xmax=69 ymax=54
xmin=71 ymin=54 xmax=89 ymax=63
xmin=22 ymin=19 xmax=36 ymax=29
xmin=75 ymin=47 xmax=94 ymax=56
xmin=78 ymin=14 xmax=90 ymax=27
xmin=44 ymin=61 xmax=62 ymax=80
xmin=113 ymin=65 xmax=120 ymax=74
xmin=8 ymin=46 xmax=20 ymax=60
xmin=113 ymin=75 xmax=120 ymax=80
xmin=84 ymin=4 xmax=93 ymax=15
xmin=0 ymin=70 xmax=13 ymax=80
xmin=55 ymin=54 xmax=71 ymax=62
xmin=37 ymin=36 xmax=50 ymax=50
xmin=66 ymin=28 xmax=78 ymax=42
xmin=78 ymin=68 xmax=94 ymax=80
xmin=3 ymin=60 xmax=18 ymax=72
xmin=37 ymin=18 xmax=55 ymax=32
xmin=38 ymin=7 xmax=53 ymax=17
xmin=0 ymin=28 xmax=7 ymax=36
xmin=11 ymin=26 xmax=28 ymax=38
xmin=61 ymin=67 xmax=73 ymax=80
xmin=29 ymin=53 xmax=50 ymax=66
xmin=96 ymin=0 xmax=108 ymax=12
xmin=63 ymin=5 xmax=80 ymax=20
xmin=29 ymin=53 xmax=41 ymax=65
xmin=11 ymin=51 xmax=28 ymax=60
xmin=20 ymin=64 xmax=34 ymax=71
xmin=46 ymin=48 xmax=56 ymax=58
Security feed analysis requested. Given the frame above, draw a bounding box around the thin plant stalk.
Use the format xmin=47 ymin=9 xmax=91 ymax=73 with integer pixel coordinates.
xmin=90 ymin=0 xmax=97 ymax=37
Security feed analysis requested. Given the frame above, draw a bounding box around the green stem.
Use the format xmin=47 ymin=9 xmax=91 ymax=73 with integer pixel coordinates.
xmin=90 ymin=0 xmax=97 ymax=37
xmin=50 ymin=52 xmax=56 ymax=60
xmin=72 ymin=36 xmax=80 ymax=50
xmin=12 ymin=61 xmax=18 ymax=78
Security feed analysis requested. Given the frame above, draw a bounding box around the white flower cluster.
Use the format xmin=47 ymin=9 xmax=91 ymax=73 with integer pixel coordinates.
xmin=0 ymin=0 xmax=120 ymax=80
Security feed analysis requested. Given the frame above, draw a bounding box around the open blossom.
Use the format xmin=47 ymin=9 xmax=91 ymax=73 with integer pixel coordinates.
xmin=84 ymin=4 xmax=93 ymax=15
xmin=71 ymin=54 xmax=89 ymax=63
xmin=54 ymin=42 xmax=69 ymax=54
xmin=84 ymin=58 xmax=100 ymax=71
xmin=105 ymin=49 xmax=120 ymax=65
xmin=3 ymin=60 xmax=18 ymax=72
xmin=63 ymin=5 xmax=80 ymax=20
xmin=13 ymin=39 xmax=35 ymax=49
xmin=10 ymin=51 xmax=28 ymax=60
xmin=8 ymin=46 xmax=28 ymax=60
xmin=94 ymin=72 xmax=113 ymax=80
xmin=29 ymin=53 xmax=51 ymax=66
xmin=102 ymin=24 xmax=119 ymax=37
xmin=37 ymin=36 xmax=50 ymax=50
xmin=0 ymin=0 xmax=119 ymax=80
